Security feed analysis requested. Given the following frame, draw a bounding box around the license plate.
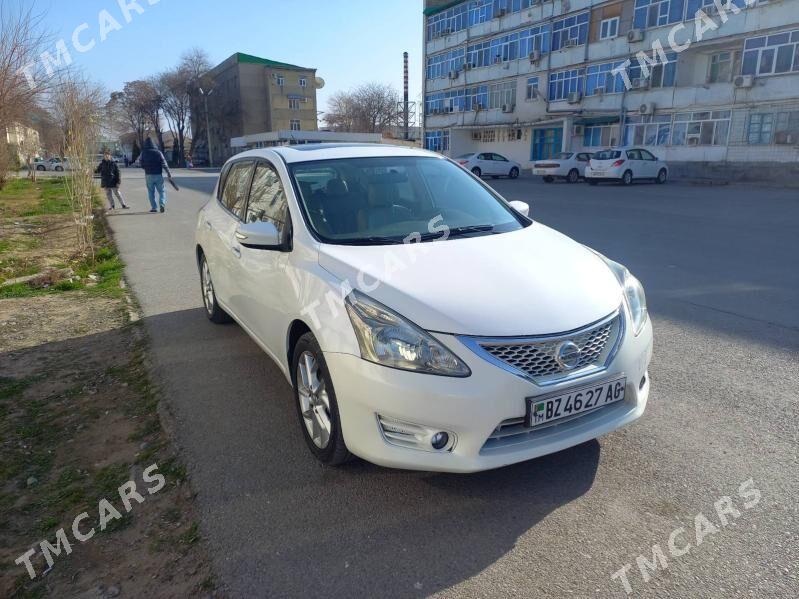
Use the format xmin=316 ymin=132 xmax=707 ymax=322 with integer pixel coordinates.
xmin=593 ymin=171 xmax=606 ymax=176
xmin=533 ymin=169 xmax=548 ymax=175
xmin=525 ymin=377 xmax=626 ymax=428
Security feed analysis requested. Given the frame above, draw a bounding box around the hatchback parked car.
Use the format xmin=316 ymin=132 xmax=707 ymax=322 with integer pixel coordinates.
xmin=585 ymin=148 xmax=668 ymax=185
xmin=455 ymin=152 xmax=521 ymax=179
xmin=533 ymin=152 xmax=593 ymax=184
xmin=34 ymin=157 xmax=69 ymax=172
xmin=195 ymin=144 xmax=653 ymax=473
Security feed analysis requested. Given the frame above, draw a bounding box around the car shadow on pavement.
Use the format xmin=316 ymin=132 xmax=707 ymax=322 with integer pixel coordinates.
xmin=139 ymin=307 xmax=601 ymax=598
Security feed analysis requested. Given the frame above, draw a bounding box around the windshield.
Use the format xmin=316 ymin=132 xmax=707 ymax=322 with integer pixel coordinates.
xmin=593 ymin=150 xmax=621 ymax=160
xmin=290 ymin=156 xmax=528 ymax=245
xmin=553 ymin=152 xmax=573 ymax=160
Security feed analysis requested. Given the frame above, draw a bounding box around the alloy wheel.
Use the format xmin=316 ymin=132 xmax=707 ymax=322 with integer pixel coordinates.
xmin=568 ymin=169 xmax=579 ymax=183
xmin=296 ymin=351 xmax=332 ymax=449
xmin=201 ymin=259 xmax=215 ymax=316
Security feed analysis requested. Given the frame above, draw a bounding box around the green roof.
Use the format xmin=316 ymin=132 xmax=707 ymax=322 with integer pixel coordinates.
xmin=235 ymin=52 xmax=313 ymax=71
xmin=423 ymin=1 xmax=463 ymax=16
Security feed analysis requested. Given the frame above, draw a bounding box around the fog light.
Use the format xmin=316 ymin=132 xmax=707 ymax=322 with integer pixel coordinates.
xmin=431 ymin=432 xmax=449 ymax=450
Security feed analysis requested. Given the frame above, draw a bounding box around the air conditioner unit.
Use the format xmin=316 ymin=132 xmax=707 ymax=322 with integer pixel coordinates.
xmin=573 ymin=125 xmax=584 ymax=136
xmin=565 ymin=38 xmax=579 ymax=48
xmin=632 ymin=77 xmax=650 ymax=89
xmin=734 ymin=74 xmax=755 ymax=88
xmin=627 ymin=29 xmax=645 ymax=43
xmin=494 ymin=55 xmax=503 ymax=64
xmin=495 ymin=7 xmax=508 ymax=17
xmin=595 ymin=86 xmax=605 ymax=96
xmin=502 ymin=103 xmax=516 ymax=113
xmin=567 ymin=91 xmax=582 ymax=104
xmin=529 ymin=49 xmax=541 ymax=64
xmin=463 ymin=62 xmax=473 ymax=71
xmin=449 ymin=70 xmax=460 ymax=80
xmin=639 ymin=102 xmax=655 ymax=115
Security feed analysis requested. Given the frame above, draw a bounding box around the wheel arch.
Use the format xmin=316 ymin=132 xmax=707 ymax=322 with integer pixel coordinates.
xmin=286 ymin=319 xmax=313 ymax=380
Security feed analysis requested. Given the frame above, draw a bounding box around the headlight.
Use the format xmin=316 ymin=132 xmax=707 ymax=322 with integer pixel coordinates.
xmin=601 ymin=256 xmax=648 ymax=336
xmin=345 ymin=290 xmax=471 ymax=377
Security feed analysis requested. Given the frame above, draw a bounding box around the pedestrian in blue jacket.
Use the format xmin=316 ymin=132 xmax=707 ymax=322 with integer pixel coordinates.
xmin=139 ymin=137 xmax=173 ymax=213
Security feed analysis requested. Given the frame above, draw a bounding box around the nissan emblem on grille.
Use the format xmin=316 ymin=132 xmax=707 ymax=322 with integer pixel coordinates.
xmin=555 ymin=341 xmax=582 ymax=370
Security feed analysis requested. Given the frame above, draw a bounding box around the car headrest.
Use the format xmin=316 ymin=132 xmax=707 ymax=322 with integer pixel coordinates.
xmin=326 ymin=178 xmax=348 ymax=196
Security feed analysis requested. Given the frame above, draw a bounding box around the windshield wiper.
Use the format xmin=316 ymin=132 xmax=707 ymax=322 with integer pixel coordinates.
xmin=338 ymin=236 xmax=406 ymax=246
xmin=418 ymin=224 xmax=495 ymax=241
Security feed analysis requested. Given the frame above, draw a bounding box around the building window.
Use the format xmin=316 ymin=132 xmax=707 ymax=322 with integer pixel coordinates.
xmin=623 ymin=114 xmax=672 ymax=146
xmin=742 ymin=30 xmax=799 ymax=76
xmin=526 ymin=77 xmax=539 ymax=100
xmin=276 ymin=74 xmax=285 ymax=86
xmin=299 ymin=77 xmax=307 ymax=87
xmin=672 ymin=111 xmax=731 ymax=146
xmin=774 ymin=111 xmax=799 ymax=144
xmin=585 ymin=61 xmax=627 ymax=95
xmin=489 ymin=80 xmax=516 ymax=109
xmin=628 ymin=51 xmax=678 ymax=88
xmin=424 ymin=129 xmax=450 ymax=153
xmin=548 ymin=68 xmax=585 ymax=101
xmin=289 ymin=98 xmax=300 ymax=110
xmin=427 ymin=48 xmax=466 ymax=79
xmin=465 ymin=25 xmax=550 ymax=69
xmin=290 ymin=119 xmax=301 ymax=131
xmin=600 ymin=17 xmax=619 ymax=40
xmin=551 ymin=12 xmax=589 ymax=51
xmin=708 ymin=51 xmax=733 ymax=83
xmin=747 ymin=113 xmax=773 ymax=144
xmin=583 ymin=125 xmax=616 ymax=147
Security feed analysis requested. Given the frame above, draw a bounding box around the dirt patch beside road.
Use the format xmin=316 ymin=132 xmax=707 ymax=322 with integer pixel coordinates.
xmin=0 ymin=178 xmax=221 ymax=597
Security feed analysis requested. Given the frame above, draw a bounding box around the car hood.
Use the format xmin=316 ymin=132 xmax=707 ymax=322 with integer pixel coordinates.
xmin=317 ymin=223 xmax=623 ymax=337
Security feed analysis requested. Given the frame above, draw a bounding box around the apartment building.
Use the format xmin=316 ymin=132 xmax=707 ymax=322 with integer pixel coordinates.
xmin=422 ymin=0 xmax=799 ymax=180
xmin=192 ymin=53 xmax=319 ymax=165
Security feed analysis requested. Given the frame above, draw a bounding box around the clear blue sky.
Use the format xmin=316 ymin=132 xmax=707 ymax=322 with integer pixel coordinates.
xmin=35 ymin=0 xmax=424 ymax=117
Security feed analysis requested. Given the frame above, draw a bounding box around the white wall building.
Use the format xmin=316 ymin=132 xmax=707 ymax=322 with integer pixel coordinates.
xmin=422 ymin=0 xmax=799 ymax=181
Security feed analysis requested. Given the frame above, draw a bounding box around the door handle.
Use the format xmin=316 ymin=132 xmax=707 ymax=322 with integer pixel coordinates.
xmin=205 ymin=221 xmax=213 ymax=231
xmin=231 ymin=246 xmax=241 ymax=258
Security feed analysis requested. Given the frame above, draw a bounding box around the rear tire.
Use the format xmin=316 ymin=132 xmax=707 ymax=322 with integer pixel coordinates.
xmin=199 ymin=254 xmax=232 ymax=324
xmin=471 ymin=167 xmax=482 ymax=177
xmin=656 ymin=169 xmax=667 ymax=184
xmin=543 ymin=176 xmax=554 ymax=183
xmin=55 ymin=166 xmax=64 ymax=172
xmin=567 ymin=169 xmax=579 ymax=184
xmin=292 ymin=333 xmax=352 ymax=466
xmin=509 ymin=167 xmax=519 ymax=179
xmin=36 ymin=165 xmax=45 ymax=171
xmin=621 ymin=170 xmax=633 ymax=186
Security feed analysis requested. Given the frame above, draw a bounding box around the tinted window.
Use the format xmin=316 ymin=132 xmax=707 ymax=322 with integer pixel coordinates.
xmin=593 ymin=150 xmax=621 ymax=160
xmin=478 ymin=153 xmax=492 ymax=160
xmin=492 ymin=153 xmax=508 ymax=162
xmin=221 ymin=161 xmax=254 ymax=216
xmin=246 ymin=162 xmax=289 ymax=236
xmin=553 ymin=152 xmax=574 ymax=160
xmin=626 ymin=149 xmax=642 ymax=160
xmin=640 ymin=150 xmax=656 ymax=161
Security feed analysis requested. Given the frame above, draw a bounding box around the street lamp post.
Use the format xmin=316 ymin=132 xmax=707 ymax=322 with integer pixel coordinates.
xmin=199 ymin=87 xmax=214 ymax=168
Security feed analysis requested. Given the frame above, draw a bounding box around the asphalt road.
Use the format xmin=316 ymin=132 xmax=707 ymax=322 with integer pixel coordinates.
xmin=108 ymin=169 xmax=797 ymax=598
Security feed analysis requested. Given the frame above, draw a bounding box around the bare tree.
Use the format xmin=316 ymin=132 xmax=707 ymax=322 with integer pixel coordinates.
xmin=107 ymin=81 xmax=153 ymax=152
xmin=158 ymin=66 xmax=194 ymax=167
xmin=50 ymin=73 xmax=104 ymax=259
xmin=325 ymin=83 xmax=399 ymax=134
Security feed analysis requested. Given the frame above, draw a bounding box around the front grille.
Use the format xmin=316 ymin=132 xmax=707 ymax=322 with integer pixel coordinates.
xmin=460 ymin=311 xmax=623 ymax=386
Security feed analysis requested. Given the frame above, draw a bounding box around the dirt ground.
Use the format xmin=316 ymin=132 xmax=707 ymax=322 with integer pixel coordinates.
xmin=0 ymin=177 xmax=222 ymax=598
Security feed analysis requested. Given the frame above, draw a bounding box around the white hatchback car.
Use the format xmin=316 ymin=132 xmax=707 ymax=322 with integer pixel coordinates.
xmin=455 ymin=152 xmax=521 ymax=179
xmin=585 ymin=148 xmax=668 ymax=186
xmin=195 ymin=144 xmax=653 ymax=473
xmin=532 ymin=152 xmax=593 ymax=184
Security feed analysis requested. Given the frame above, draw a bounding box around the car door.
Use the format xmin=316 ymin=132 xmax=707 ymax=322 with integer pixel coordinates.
xmin=477 ymin=153 xmax=493 ymax=175
xmin=639 ymin=149 xmax=658 ymax=177
xmin=203 ymin=160 xmax=255 ymax=311
xmin=625 ymin=149 xmax=642 ymax=178
xmin=231 ymin=160 xmax=292 ymax=355
xmin=492 ymin=153 xmax=511 ymax=175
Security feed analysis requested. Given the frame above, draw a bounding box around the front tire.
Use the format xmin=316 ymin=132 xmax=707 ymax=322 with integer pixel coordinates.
xmin=621 ymin=170 xmax=633 ymax=186
xmin=55 ymin=166 xmax=64 ymax=172
xmin=543 ymin=176 xmax=554 ymax=183
xmin=471 ymin=167 xmax=482 ymax=177
xmin=292 ymin=333 xmax=351 ymax=466
xmin=567 ymin=169 xmax=579 ymax=184
xmin=199 ymin=254 xmax=232 ymax=324
xmin=656 ymin=169 xmax=667 ymax=184
xmin=36 ymin=165 xmax=45 ymax=171
xmin=509 ymin=167 xmax=519 ymax=179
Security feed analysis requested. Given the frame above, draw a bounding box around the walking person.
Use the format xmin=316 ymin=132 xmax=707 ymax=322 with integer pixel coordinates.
xmin=95 ymin=150 xmax=129 ymax=210
xmin=139 ymin=137 xmax=173 ymax=213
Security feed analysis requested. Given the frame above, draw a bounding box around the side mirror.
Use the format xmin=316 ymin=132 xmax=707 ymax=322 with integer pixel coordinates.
xmin=509 ymin=200 xmax=530 ymax=218
xmin=235 ymin=221 xmax=283 ymax=250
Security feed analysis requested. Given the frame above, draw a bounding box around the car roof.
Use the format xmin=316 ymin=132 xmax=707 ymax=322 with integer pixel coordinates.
xmin=231 ymin=144 xmax=442 ymax=165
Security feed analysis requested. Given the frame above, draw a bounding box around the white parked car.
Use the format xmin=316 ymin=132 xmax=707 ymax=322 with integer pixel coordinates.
xmin=532 ymin=152 xmax=593 ymax=184
xmin=455 ymin=152 xmax=521 ymax=179
xmin=195 ymin=144 xmax=653 ymax=473
xmin=34 ymin=157 xmax=69 ymax=172
xmin=585 ymin=148 xmax=668 ymax=186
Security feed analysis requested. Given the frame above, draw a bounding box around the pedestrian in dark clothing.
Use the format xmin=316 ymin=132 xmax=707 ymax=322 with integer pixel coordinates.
xmin=124 ymin=155 xmax=129 ymax=167
xmin=95 ymin=150 xmax=128 ymax=210
xmin=139 ymin=137 xmax=173 ymax=213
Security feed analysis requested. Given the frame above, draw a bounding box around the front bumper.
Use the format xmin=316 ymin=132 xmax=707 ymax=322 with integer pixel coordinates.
xmin=326 ymin=316 xmax=653 ymax=473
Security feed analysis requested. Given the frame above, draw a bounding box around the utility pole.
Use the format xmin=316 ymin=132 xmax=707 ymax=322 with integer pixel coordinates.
xmin=403 ymin=52 xmax=410 ymax=141
xmin=199 ymin=87 xmax=214 ymax=167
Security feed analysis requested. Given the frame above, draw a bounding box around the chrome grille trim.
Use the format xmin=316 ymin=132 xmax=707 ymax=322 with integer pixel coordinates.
xmin=457 ymin=309 xmax=624 ymax=387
